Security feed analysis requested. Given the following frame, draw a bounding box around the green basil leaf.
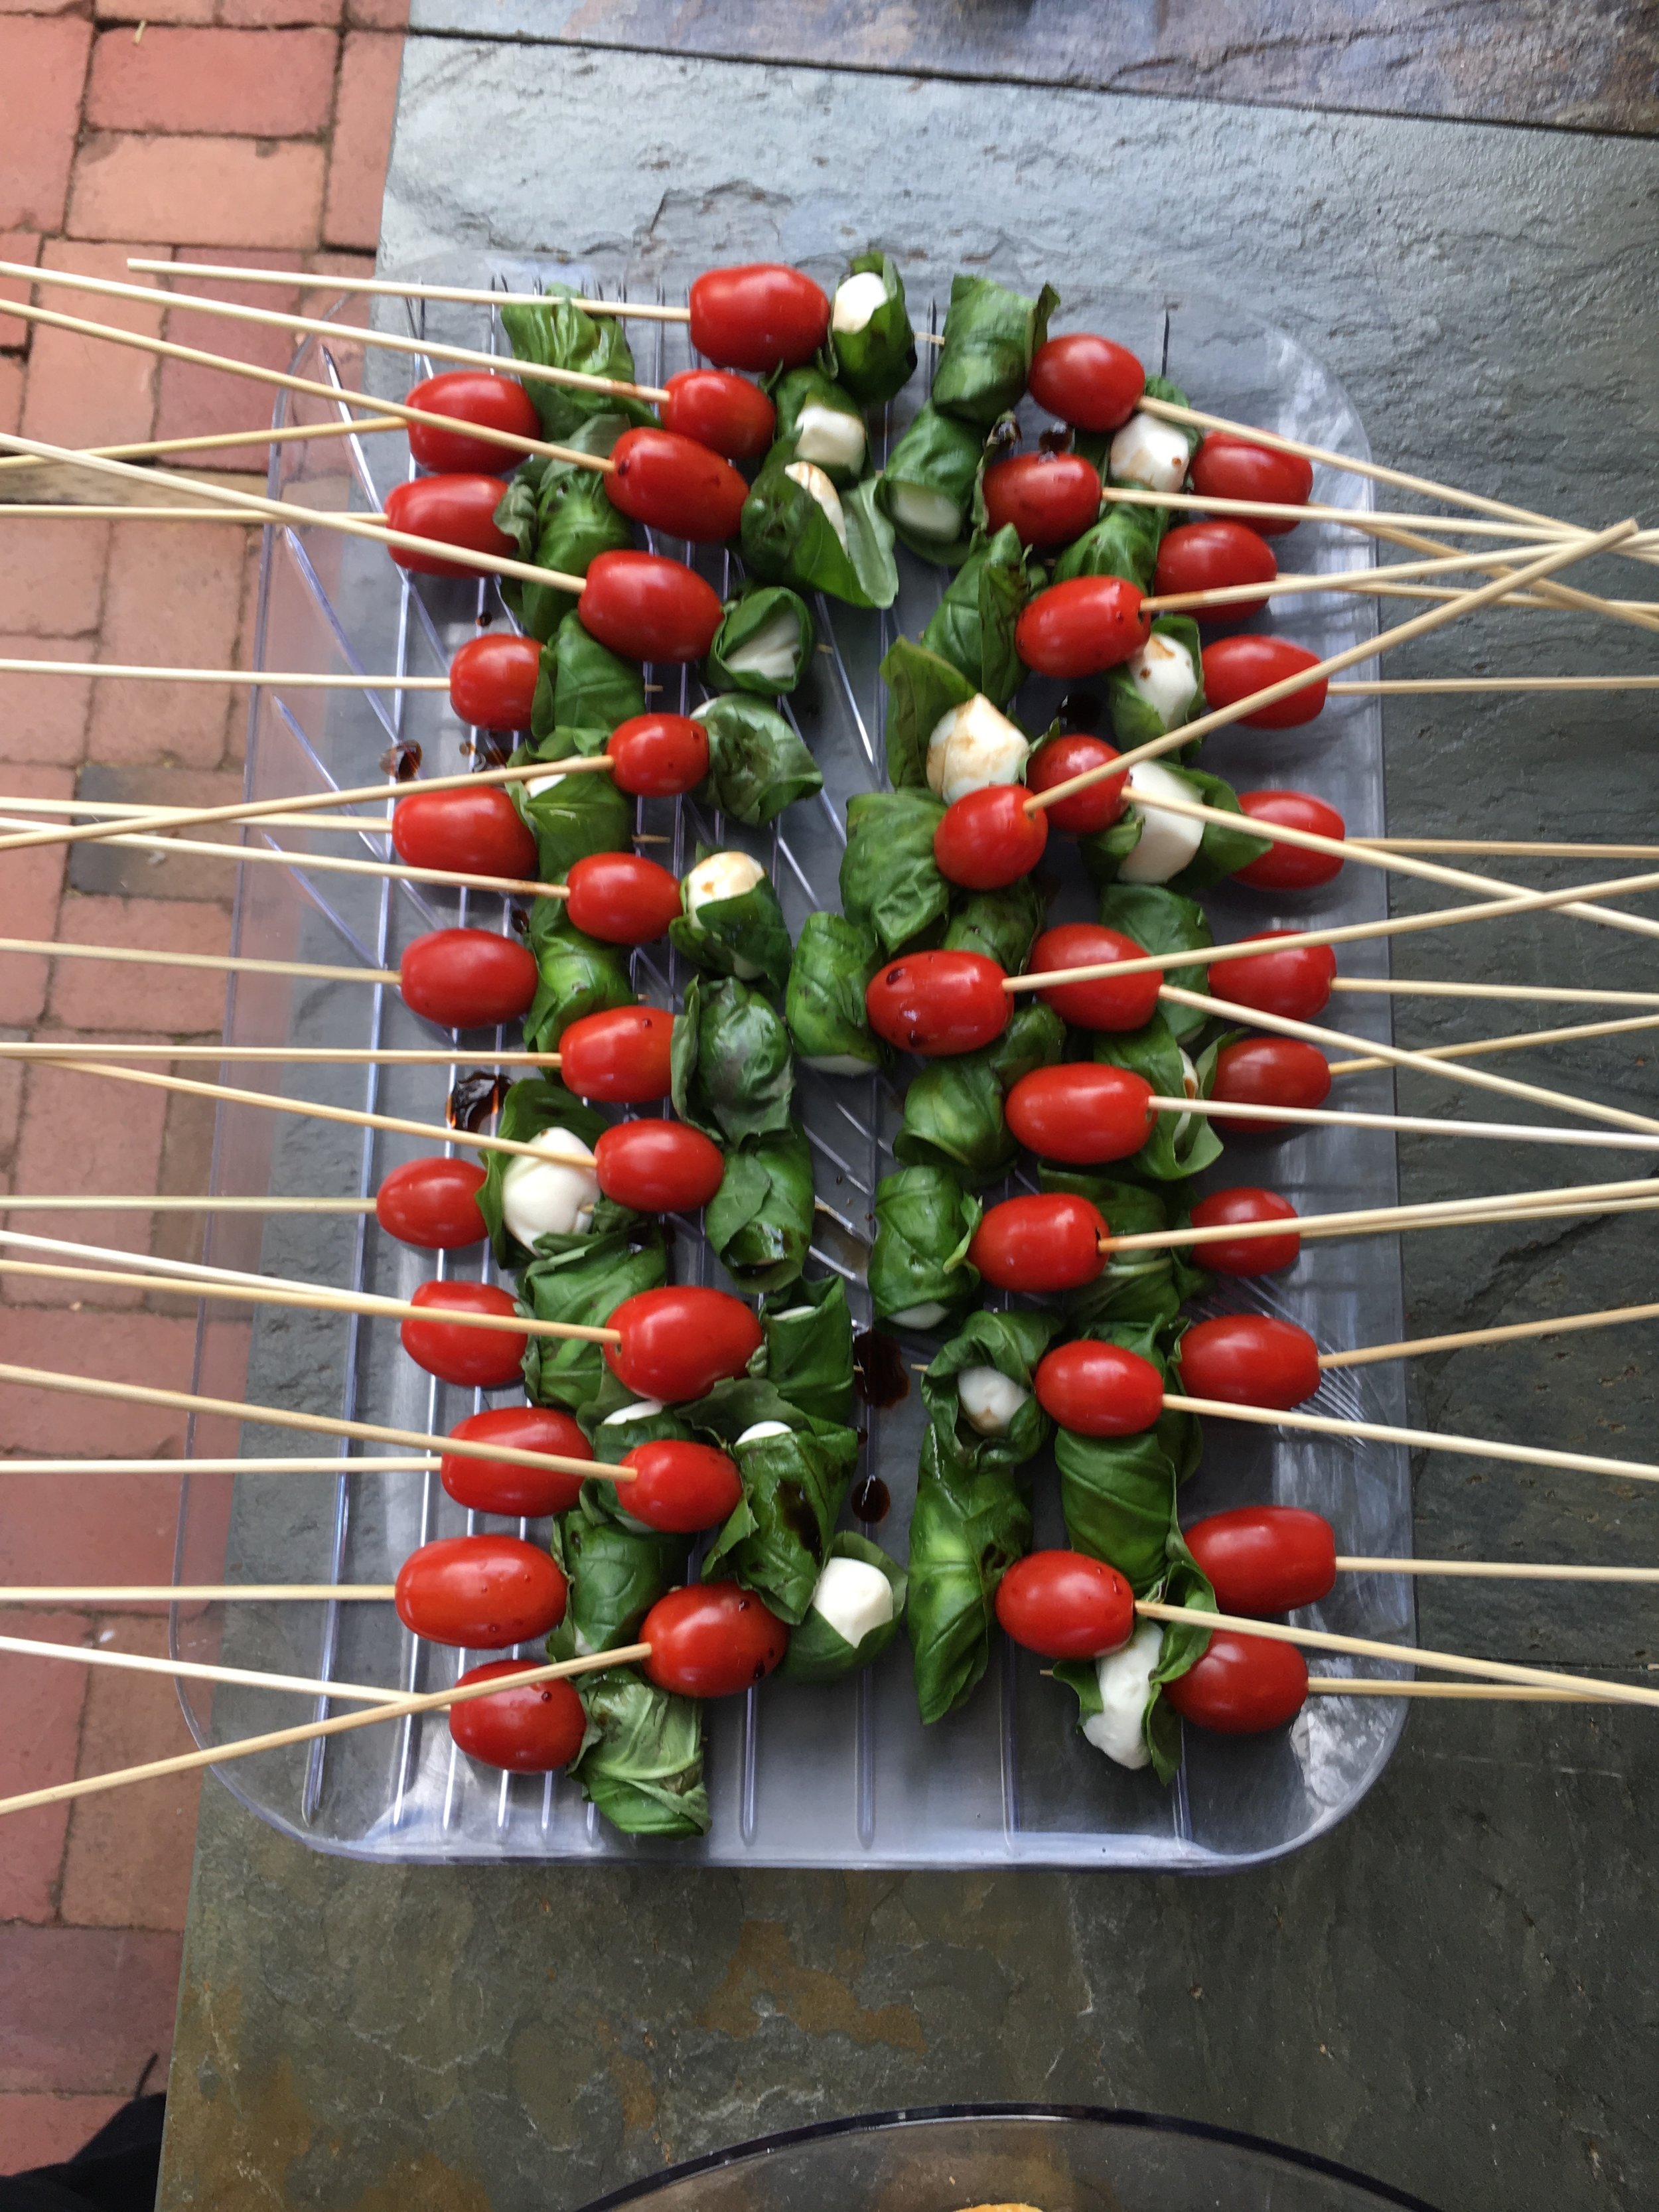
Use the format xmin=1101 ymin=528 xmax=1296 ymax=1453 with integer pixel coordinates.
xmin=1090 ymin=1007 xmax=1225 ymax=1181
xmin=553 ymin=1483 xmax=689 ymax=1651
xmin=752 ymin=1275 xmax=857 ymax=1426
xmin=570 ymin=1668 xmax=709 ymax=1838
xmin=508 ymin=741 xmax=633 ymax=880
xmin=703 ymin=586 xmax=816 ymax=696
xmin=779 ymin=1532 xmax=908 ymax=1682
xmin=921 ymin=1307 xmax=1059 ymax=1473
xmin=930 ymin=273 xmax=1058 ymax=426
xmin=519 ymin=1225 xmax=668 ymax=1411
xmin=1055 ymin=1422 xmax=1184 ymax=1593
xmin=704 ymin=1122 xmax=816 ymax=1293
xmin=693 ymin=694 xmax=822 ymax=825
xmin=532 ymin=607 xmax=646 ymax=743
xmin=741 ymin=459 xmax=897 ymax=609
xmin=578 ymin=1368 xmax=695 ymax=1463
xmin=920 ymin=523 xmax=1032 ymax=703
xmin=769 ymin=366 xmax=869 ymax=487
xmin=701 ymin=1420 xmax=859 ymax=1624
xmin=840 ymin=787 xmax=950 ymax=954
xmin=1052 ymin=500 xmax=1165 ymax=590
xmin=1094 ymin=883 xmax=1213 ymax=1035
xmin=785 ymin=911 xmax=885 ymax=1075
xmin=1144 ymin=374 xmax=1201 ymax=451
xmin=878 ymin=634 xmax=975 ymax=791
xmin=1104 ymin=616 xmax=1206 ymax=753
xmin=671 ymin=974 xmax=796 ymax=1145
xmin=669 ymin=845 xmax=793 ymax=994
xmin=476 ymin=1073 xmax=611 ymax=1268
xmin=1039 ymin=1169 xmax=1207 ymax=1329
xmin=522 ymin=898 xmax=636 ymax=1056
xmin=841 ymin=476 xmax=901 ymax=609
xmin=1163 ymin=766 xmax=1273 ymax=895
xmin=876 ymin=403 xmax=985 ymax=564
xmin=906 ymin=1429 xmax=1031 ymax=1722
xmin=822 ymin=250 xmax=916 ymax=407
xmin=1143 ymin=1544 xmax=1219 ymax=1781
xmin=500 ymin=291 xmax=656 ymax=441
xmin=893 ymin=999 xmax=1062 ymax=1185
xmin=495 ymin=420 xmax=634 ymax=641
xmin=869 ymin=1164 xmax=981 ymax=1330
xmin=942 ymin=873 xmax=1045 ymax=974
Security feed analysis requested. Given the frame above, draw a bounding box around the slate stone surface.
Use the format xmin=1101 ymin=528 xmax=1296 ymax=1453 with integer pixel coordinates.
xmin=160 ymin=43 xmax=1659 ymax=2212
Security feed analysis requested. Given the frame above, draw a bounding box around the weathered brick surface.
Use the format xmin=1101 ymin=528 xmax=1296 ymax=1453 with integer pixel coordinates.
xmin=86 ymin=26 xmax=340 ymax=138
xmin=0 ymin=1924 xmax=184 ymax=2093
xmin=87 ymin=516 xmax=250 ymax=767
xmin=6 ymin=1051 xmax=172 ymax=1296
xmin=0 ymin=640 xmax=96 ymax=767
xmin=0 ymin=230 xmax=42 ymax=350
xmin=0 ymin=17 xmax=92 ymax=232
xmin=324 ymin=30 xmax=403 ymax=251
xmin=69 ymin=135 xmax=328 ymax=251
xmin=19 ymin=242 xmax=169 ymax=453
xmin=49 ymin=895 xmax=234 ymax=1031
xmin=0 ymin=2094 xmax=130 ymax=2173
xmin=0 ymin=763 xmax=75 ymax=1026
xmin=0 ymin=1610 xmax=89 ymax=1925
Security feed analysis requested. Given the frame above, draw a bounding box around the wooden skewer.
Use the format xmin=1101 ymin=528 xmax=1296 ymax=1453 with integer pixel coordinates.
xmin=128 ymin=256 xmax=690 ymax=324
xmin=0 ymin=1457 xmax=431 ymax=1475
xmin=0 ymin=1584 xmax=397 ymax=1601
xmin=1324 ymin=573 xmax=1659 ymax=619
xmin=0 ymin=792 xmax=401 ymax=835
xmin=1358 ymin=838 xmax=1659 ymax=860
xmin=1334 ymin=1559 xmax=1659 ymax=1584
xmin=0 ymin=413 xmax=406 ymax=475
xmin=0 ymin=1627 xmax=410 ymax=1708
xmin=1102 ymin=1175 xmax=1659 ymax=1256
xmin=0 ymin=936 xmax=398 ymax=985
xmin=1306 ymin=1679 xmax=1613 ymax=1702
xmin=1333 ymin=678 xmax=1659 ymax=697
xmin=1141 ymin=538 xmax=1559 ymax=614
xmin=1355 ymin=510 xmax=1659 ymax=636
xmin=1102 ymin=482 xmax=1577 ymax=544
xmin=1327 ymin=1008 xmax=1659 ymax=1076
xmin=1331 ymin=976 xmax=1659 ymax=1009
xmin=0 ymin=1044 xmax=557 ymax=1067
xmin=1156 ymin=1095 xmax=1659 ymax=1152
xmin=0 ymin=653 xmax=448 ymax=692
xmin=0 ymin=505 xmax=282 ymax=523
xmin=1322 ymin=1299 xmax=1659 ymax=1370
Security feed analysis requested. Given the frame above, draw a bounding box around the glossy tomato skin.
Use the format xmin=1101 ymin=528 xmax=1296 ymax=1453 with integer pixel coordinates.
xmin=1177 ymin=1313 xmax=1321 ymax=1410
xmin=865 ymin=951 xmax=1011 ymax=1058
xmin=1029 ymin=333 xmax=1145 ymax=432
xmin=1029 ymin=923 xmax=1162 ymax=1032
xmin=448 ymin=1660 xmax=587 ymax=1772
xmin=1004 ymin=1063 xmax=1155 ymax=1165
xmin=1154 ymin=520 xmax=1277 ymax=623
xmin=1189 ymin=1186 xmax=1302 ymax=1276
xmin=1025 ymin=732 xmax=1127 ymax=836
xmin=394 ymin=1534 xmax=567 ymax=1647
xmin=1235 ymin=789 xmax=1346 ymax=889
xmin=995 ymin=1550 xmax=1136 ymax=1659
xmin=1035 ymin=1338 xmax=1166 ymax=1436
xmin=384 ymin=475 xmax=515 ymax=576
xmin=622 ymin=1439 xmax=743 ymax=1534
xmin=401 ymin=1280 xmax=529 ymax=1390
xmin=1016 ymin=576 xmax=1151 ymax=678
xmin=1163 ymin=1630 xmax=1309 ymax=1733
xmin=1210 ymin=931 xmax=1336 ymax=1023
xmin=563 ymin=852 xmax=684 ymax=944
xmin=687 ymin=264 xmax=830 ymax=372
xmin=577 ymin=550 xmax=723 ymax=664
xmin=593 ymin=1120 xmax=725 ymax=1215
xmin=1201 ymin=634 xmax=1327 ymax=728
xmin=406 ymin=372 xmax=541 ymax=475
xmin=401 ymin=928 xmax=538 ymax=1029
xmin=1210 ymin=1037 xmax=1333 ymax=1135
xmin=969 ymin=1193 xmax=1107 ymax=1294
xmin=933 ymin=785 xmax=1048 ymax=891
xmin=376 ymin=1157 xmax=488 ymax=1250
xmin=1189 ymin=433 xmax=1315 ymax=533
xmin=660 ymin=369 xmax=776 ymax=461
xmin=605 ymin=1286 xmax=764 ymax=1403
xmin=392 ymin=786 xmax=538 ymax=882
xmin=557 ymin=1005 xmax=674 ymax=1101
xmin=448 ymin=632 xmax=542 ymax=730
xmin=604 ymin=426 xmax=749 ymax=544
xmin=1184 ymin=1505 xmax=1336 ymax=1615
xmin=605 ymin=711 xmax=709 ymax=797
xmin=441 ymin=1404 xmax=591 ymax=1518
xmin=641 ymin=1581 xmax=790 ymax=1696
xmin=981 ymin=453 xmax=1102 ymax=548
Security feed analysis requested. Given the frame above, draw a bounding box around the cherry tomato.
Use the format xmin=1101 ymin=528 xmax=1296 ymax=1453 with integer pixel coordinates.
xmin=981 ymin=452 xmax=1102 ymax=549
xmin=577 ymin=550 xmax=724 ymax=664
xmin=401 ymin=1280 xmax=528 ymax=1390
xmin=641 ymin=1580 xmax=790 ymax=1696
xmin=1234 ymin=789 xmax=1346 ymax=890
xmin=563 ymin=852 xmax=684 ymax=944
xmin=1015 ymin=576 xmax=1150 ymax=678
xmin=1029 ymin=333 xmax=1145 ymax=432
xmin=1177 ymin=1313 xmax=1321 ymax=1411
xmin=392 ymin=786 xmax=538 ymax=882
xmin=376 ymin=1157 xmax=488 ymax=1250
xmin=1209 ymin=931 xmax=1336 ymax=1023
xmin=557 ymin=1004 xmax=675 ymax=1100
xmin=995 ymin=1550 xmax=1136 ymax=1659
xmin=1201 ymin=634 xmax=1327 ymax=728
xmin=1210 ymin=1037 xmax=1333 ymax=1135
xmin=394 ymin=1534 xmax=567 ymax=1647
xmin=933 ymin=786 xmax=1048 ymax=891
xmin=1028 ymin=922 xmax=1163 ymax=1032
xmin=1034 ymin=1338 xmax=1165 ymax=1437
xmin=1189 ymin=433 xmax=1315 ymax=534
xmin=1163 ymin=1630 xmax=1309 ymax=1733
xmin=1188 ymin=1186 xmax=1302 ymax=1276
xmin=969 ymin=1193 xmax=1107 ymax=1293
xmin=448 ymin=632 xmax=542 ymax=731
xmin=593 ymin=1120 xmax=725 ymax=1214
xmin=622 ymin=1439 xmax=743 ymax=1534
xmin=400 ymin=928 xmax=539 ymax=1030
xmin=384 ymin=475 xmax=515 ymax=577
xmin=441 ymin=1404 xmax=591 ymax=1518
xmin=661 ymin=368 xmax=777 ymax=460
xmin=605 ymin=711 xmax=710 ymax=797
xmin=1025 ymin=732 xmax=1127 ymax=836
xmin=1183 ymin=1506 xmax=1336 ymax=1616
xmin=405 ymin=372 xmax=541 ymax=475
xmin=687 ymin=264 xmax=831 ymax=372
xmin=605 ymin=1286 xmax=765 ymax=1403
xmin=604 ymin=426 xmax=749 ymax=544
xmin=865 ymin=951 xmax=1011 ymax=1058
xmin=448 ymin=1659 xmax=587 ymax=1771
xmin=1004 ymin=1064 xmax=1155 ymax=1165
xmin=1153 ymin=520 xmax=1277 ymax=623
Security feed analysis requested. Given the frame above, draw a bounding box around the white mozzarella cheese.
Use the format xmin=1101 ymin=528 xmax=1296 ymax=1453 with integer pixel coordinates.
xmin=924 ymin=694 xmax=1031 ymax=805
xmin=499 ymin=1127 xmax=601 ymax=1246
xmin=1125 ymin=630 xmax=1198 ymax=729
xmin=1170 ymin=1048 xmax=1200 ymax=1147
xmin=889 ymin=1300 xmax=948 ymax=1330
xmin=1118 ymin=760 xmax=1206 ymax=884
xmin=885 ymin=478 xmax=965 ymax=546
xmin=794 ymin=401 xmax=867 ymax=476
xmin=801 ymin=1051 xmax=881 ymax=1077
xmin=956 ymin=1364 xmax=1032 ymax=1436
xmin=1108 ymin=413 xmax=1192 ymax=494
xmin=684 ymin=848 xmax=768 ymax=978
xmin=784 ymin=460 xmax=849 ymax=551
xmin=524 ymin=770 xmax=565 ymax=798
xmin=1081 ymin=1620 xmax=1163 ymax=1769
xmin=717 ymin=605 xmax=804 ymax=685
xmin=772 ymin=1306 xmax=815 ymax=1321
xmin=601 ymin=1399 xmax=664 ymax=1427
xmin=831 ymin=270 xmax=889 ymax=335
xmin=810 ymin=1555 xmax=895 ymax=1648
xmin=735 ymin=1420 xmax=794 ymax=1448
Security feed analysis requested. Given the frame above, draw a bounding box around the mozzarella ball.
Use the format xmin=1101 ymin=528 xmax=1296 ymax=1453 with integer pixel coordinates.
xmin=956 ymin=1363 xmax=1033 ymax=1437
xmin=1125 ymin=630 xmax=1198 ymax=729
xmin=709 ymin=607 xmax=802 ymax=686
xmin=524 ymin=769 xmax=565 ymax=798
xmin=1118 ymin=760 xmax=1205 ymax=885
xmin=500 ymin=1127 xmax=601 ymax=1247
xmin=832 ymin=270 xmax=889 ymax=335
xmin=794 ymin=401 xmax=867 ymax=477
xmin=885 ymin=479 xmax=964 ymax=546
xmin=1169 ymin=1047 xmax=1200 ymax=1147
xmin=1108 ymin=413 xmax=1192 ymax=494
xmin=784 ymin=460 xmax=849 ymax=551
xmin=602 ymin=1398 xmax=665 ymax=1427
xmin=1081 ymin=1619 xmax=1163 ymax=1769
xmin=810 ymin=1554 xmax=895 ymax=1648
xmin=924 ymin=694 xmax=1030 ymax=806
xmin=735 ymin=1420 xmax=794 ymax=1448
xmin=684 ymin=849 xmax=768 ymax=978
xmin=889 ymin=1300 xmax=949 ymax=1330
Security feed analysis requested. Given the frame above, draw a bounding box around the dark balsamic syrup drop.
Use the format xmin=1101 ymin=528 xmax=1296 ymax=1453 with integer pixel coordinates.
xmin=851 ymin=1476 xmax=891 ymax=1526
xmin=448 ymin=1070 xmax=507 ymax=1132
xmin=380 ymin=740 xmax=423 ymax=782
xmin=853 ymin=1329 xmax=908 ymax=1409
xmin=1056 ymin=690 xmax=1103 ymax=733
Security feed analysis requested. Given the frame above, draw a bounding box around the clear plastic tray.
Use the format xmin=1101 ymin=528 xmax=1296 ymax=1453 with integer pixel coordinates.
xmin=171 ymin=272 xmax=1411 ymax=1868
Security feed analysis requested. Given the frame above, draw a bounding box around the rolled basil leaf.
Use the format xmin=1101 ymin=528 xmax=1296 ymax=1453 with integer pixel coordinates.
xmin=769 ymin=366 xmax=869 ymax=487
xmin=531 ymin=609 xmax=646 ymax=745
xmin=825 ymin=250 xmax=916 ymax=407
xmin=551 ymin=1485 xmax=689 ymax=1656
xmin=670 ymin=844 xmax=792 ymax=993
xmin=922 ymin=1307 xmax=1058 ymax=1474
xmin=1145 ymin=373 xmax=1202 ymax=454
xmin=1163 ymin=767 xmax=1272 ymax=895
xmin=780 ymin=1532 xmax=908 ymax=1683
xmin=1039 ymin=1169 xmax=1208 ymax=1330
xmin=755 ymin=1275 xmax=856 ymax=1426
xmin=1056 ymin=1418 xmax=1190 ymax=1594
xmin=705 ymin=1123 xmax=816 ymax=1293
xmin=840 ymin=787 xmax=950 ymax=954
xmin=1091 ymin=883 xmax=1213 ymax=1035
xmin=1054 ymin=500 xmax=1165 ymax=591
xmin=693 ymin=694 xmax=822 ymax=825
xmin=876 ymin=402 xmax=985 ymax=564
xmin=500 ymin=291 xmax=656 ymax=442
xmin=704 ymin=586 xmax=816 ymax=697
xmin=701 ymin=1417 xmax=859 ymax=1625
xmin=578 ymin=1366 xmax=696 ymax=1463
xmin=671 ymin=974 xmax=796 ymax=1146
xmin=508 ymin=740 xmax=633 ymax=881
xmin=519 ymin=1224 xmax=667 ymax=1412
xmin=522 ymin=898 xmax=636 ymax=1058
xmin=1141 ymin=1550 xmax=1219 ymax=1781
xmin=869 ymin=1163 xmax=981 ymax=1331
xmin=1090 ymin=1014 xmax=1224 ymax=1182
xmin=494 ymin=418 xmax=634 ymax=640
xmin=476 ymin=1073 xmax=613 ymax=1268
xmin=894 ymin=999 xmax=1063 ymax=1185
xmin=906 ymin=1428 xmax=1031 ymax=1723
xmin=879 ymin=634 xmax=975 ymax=790
xmin=785 ymin=911 xmax=886 ymax=1076
xmin=919 ymin=524 xmax=1032 ymax=703
xmin=930 ymin=273 xmax=1058 ymax=427
xmin=570 ymin=1668 xmax=709 ymax=1838
xmin=942 ymin=873 xmax=1045 ymax=974
xmin=741 ymin=460 xmax=898 ymax=610
xmin=1104 ymin=615 xmax=1206 ymax=756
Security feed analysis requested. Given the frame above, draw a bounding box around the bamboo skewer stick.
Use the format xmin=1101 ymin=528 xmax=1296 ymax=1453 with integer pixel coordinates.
xmin=1101 ymin=482 xmax=1577 ymax=544
xmin=1306 ymin=1679 xmax=1611 ymax=1702
xmin=0 ymin=654 xmax=448 ymax=692
xmin=1327 ymin=1008 xmax=1659 ymax=1076
xmin=1331 ymin=977 xmax=1659 ymax=1008
xmin=0 ymin=792 xmax=401 ymax=834
xmin=1322 ymin=1299 xmax=1659 ymax=1370
xmin=0 ymin=1584 xmax=397 ymax=1601
xmin=0 ymin=505 xmax=279 ymax=523
xmin=0 ymin=1457 xmax=432 ymax=1475
xmin=0 ymin=1045 xmax=557 ymax=1067
xmin=1354 ymin=509 xmax=1659 ymax=636
xmin=1333 ymin=1560 xmax=1659 ymax=1584
xmin=1142 ymin=539 xmax=1559 ymax=614
xmin=0 ymin=1628 xmax=411 ymax=1707
xmin=1333 ymin=678 xmax=1659 ymax=698
xmin=0 ymin=936 xmax=397 ymax=985
xmin=0 ymin=413 xmax=405 ymax=475
xmin=1101 ymin=1176 xmax=1659 ymax=1256
xmin=1358 ymin=838 xmax=1659 ymax=860
xmin=127 ymin=258 xmax=691 ymax=324
xmin=1148 ymin=1096 xmax=1659 ymax=1152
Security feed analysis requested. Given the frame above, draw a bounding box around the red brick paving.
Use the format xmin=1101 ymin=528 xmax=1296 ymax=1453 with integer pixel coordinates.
xmin=0 ymin=3 xmax=403 ymax=2168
